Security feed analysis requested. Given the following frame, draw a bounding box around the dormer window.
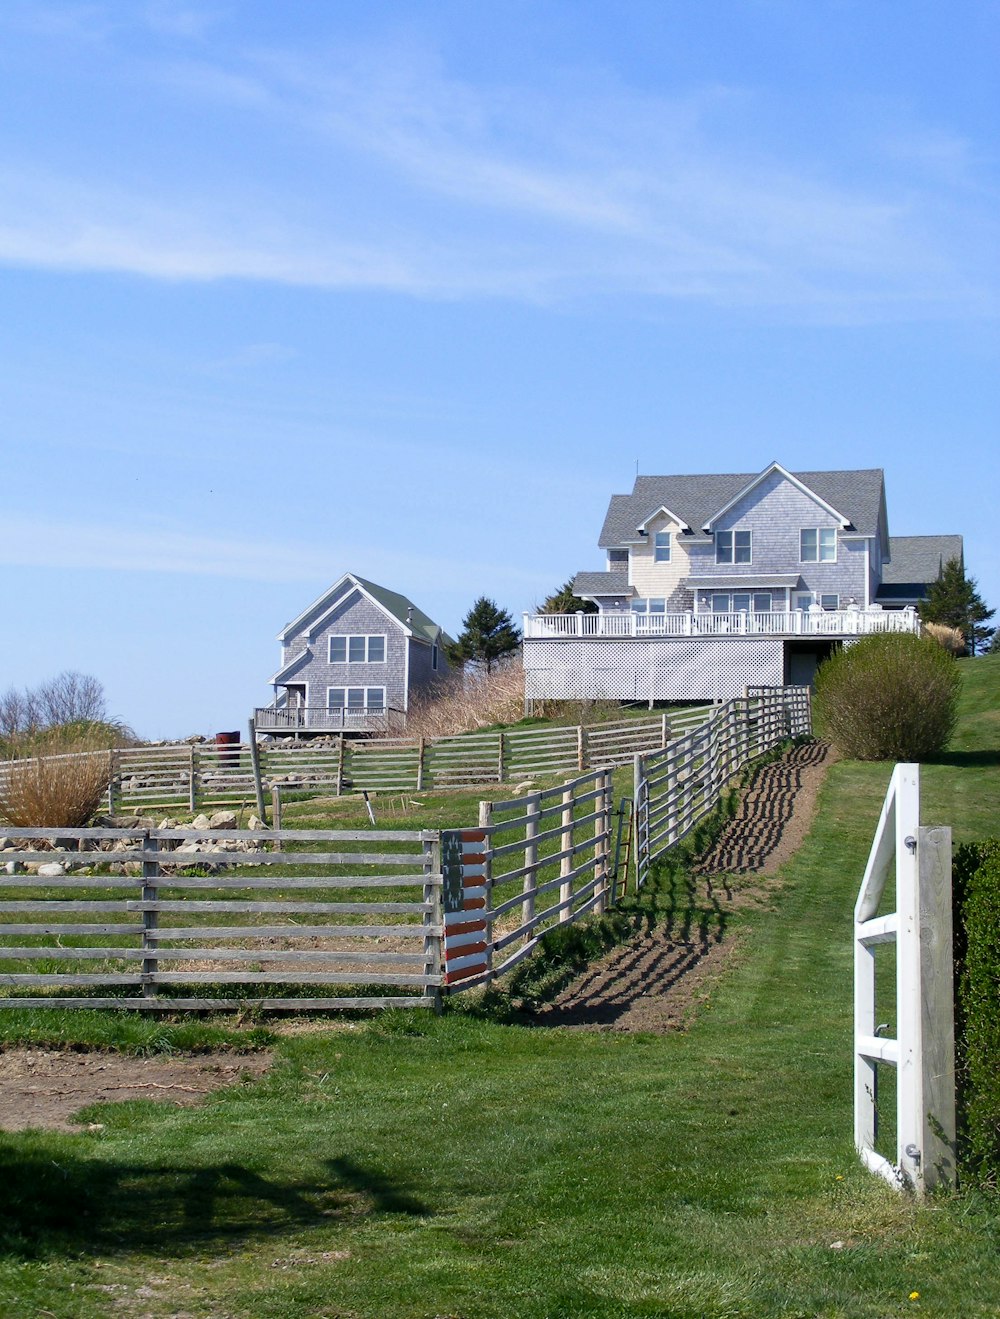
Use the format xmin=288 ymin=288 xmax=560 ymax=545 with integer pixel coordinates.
xmin=654 ymin=531 xmax=671 ymax=563
xmin=716 ymin=530 xmax=751 ymax=564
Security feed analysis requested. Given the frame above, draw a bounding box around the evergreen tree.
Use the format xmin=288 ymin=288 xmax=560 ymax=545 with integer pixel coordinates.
xmin=448 ymin=598 xmax=521 ymax=673
xmin=540 ymin=579 xmax=598 ymax=614
xmin=919 ymin=557 xmax=995 ymax=655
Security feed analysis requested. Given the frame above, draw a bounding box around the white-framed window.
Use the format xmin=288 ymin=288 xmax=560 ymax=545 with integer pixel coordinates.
xmin=715 ymin=530 xmax=751 ymax=564
xmin=796 ymin=593 xmax=838 ymax=612
xmin=328 ymin=634 xmax=386 ymax=664
xmin=327 ymin=686 xmax=385 ymax=711
xmin=710 ymin=592 xmax=773 ymax=613
xmin=800 ymin=528 xmax=837 ymax=562
xmin=631 ymin=598 xmax=666 ymax=614
xmin=607 ymin=548 xmax=629 ymax=568
xmin=654 ymin=531 xmax=671 ymax=563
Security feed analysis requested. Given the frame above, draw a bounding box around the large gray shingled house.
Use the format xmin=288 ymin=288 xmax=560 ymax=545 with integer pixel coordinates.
xmin=256 ymin=573 xmax=453 ymax=735
xmin=523 ymin=462 xmax=962 ymax=704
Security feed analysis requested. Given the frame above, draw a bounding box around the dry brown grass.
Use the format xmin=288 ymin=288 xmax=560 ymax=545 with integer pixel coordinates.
xmin=922 ymin=620 xmax=967 ymax=655
xmin=0 ymin=733 xmax=112 ymax=827
xmin=404 ymin=661 xmax=526 ymax=738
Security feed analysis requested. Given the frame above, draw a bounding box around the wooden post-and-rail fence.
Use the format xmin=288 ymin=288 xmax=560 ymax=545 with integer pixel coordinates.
xmin=0 ymin=687 xmax=811 ymax=1011
xmin=633 ymin=686 xmax=811 ymax=888
xmin=0 ymin=708 xmax=714 ymax=820
xmin=0 ymin=775 xmax=615 ymax=1010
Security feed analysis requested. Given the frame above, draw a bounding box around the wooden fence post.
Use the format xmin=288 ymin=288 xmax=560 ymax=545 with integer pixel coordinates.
xmin=559 ymin=783 xmax=575 ymax=921
xmin=577 ymin=725 xmax=586 ymax=772
xmin=425 ymin=833 xmax=444 ymax=1014
xmin=417 ymin=737 xmax=426 ymax=791
xmin=478 ymin=801 xmax=494 ymax=977
xmin=633 ymin=753 xmax=646 ymax=890
xmin=497 ymin=732 xmax=506 ymax=783
xmin=917 ymin=824 xmax=956 ymax=1191
xmin=661 ymin=713 xmax=669 ymax=749
xmin=595 ymin=769 xmax=611 ymax=914
xmin=336 ymin=734 xmax=345 ymax=797
xmin=523 ymin=792 xmax=540 ymax=944
xmin=247 ymin=718 xmax=267 ymax=823
xmin=141 ymin=831 xmax=159 ymax=1001
xmin=271 ymin=784 xmax=283 ymax=831
xmin=188 ymin=743 xmax=197 ymax=814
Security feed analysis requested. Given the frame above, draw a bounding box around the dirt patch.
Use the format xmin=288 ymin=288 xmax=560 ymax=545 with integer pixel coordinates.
xmin=0 ymin=1049 xmax=272 ymax=1132
xmin=528 ymin=741 xmax=832 ymax=1033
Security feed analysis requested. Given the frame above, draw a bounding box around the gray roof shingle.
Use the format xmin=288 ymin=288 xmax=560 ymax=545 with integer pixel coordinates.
xmin=599 ymin=466 xmax=887 ymax=546
xmin=572 ymin=571 xmax=633 ymax=598
xmin=881 ymin=536 xmax=964 ymax=586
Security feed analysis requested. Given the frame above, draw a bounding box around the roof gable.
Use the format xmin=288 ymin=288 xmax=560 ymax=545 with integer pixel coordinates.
xmin=636 ymin=504 xmax=690 ymax=533
xmin=701 ymin=462 xmax=851 ymax=532
xmin=278 ymin=573 xmax=450 ymax=647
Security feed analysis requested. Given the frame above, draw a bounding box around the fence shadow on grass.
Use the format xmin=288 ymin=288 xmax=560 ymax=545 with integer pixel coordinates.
xmin=0 ymin=1149 xmax=432 ymax=1260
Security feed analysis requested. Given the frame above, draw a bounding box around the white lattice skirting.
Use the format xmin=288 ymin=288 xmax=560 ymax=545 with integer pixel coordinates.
xmin=523 ymin=638 xmax=785 ymax=703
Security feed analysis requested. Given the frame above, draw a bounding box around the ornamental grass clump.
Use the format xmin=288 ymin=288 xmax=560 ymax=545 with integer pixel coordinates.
xmin=0 ymin=731 xmax=113 ymax=827
xmin=813 ymin=632 xmax=959 ymax=761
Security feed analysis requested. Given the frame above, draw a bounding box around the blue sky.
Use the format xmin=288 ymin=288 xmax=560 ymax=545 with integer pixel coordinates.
xmin=1 ymin=0 xmax=997 ymax=738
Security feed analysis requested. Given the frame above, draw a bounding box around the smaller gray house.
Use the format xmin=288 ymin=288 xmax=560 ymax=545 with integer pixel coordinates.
xmin=256 ymin=573 xmax=452 ymax=735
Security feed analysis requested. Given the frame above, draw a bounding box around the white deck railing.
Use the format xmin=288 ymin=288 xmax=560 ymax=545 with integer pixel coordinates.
xmin=524 ymin=607 xmax=919 ymax=640
xmin=854 ymin=764 xmax=955 ymax=1193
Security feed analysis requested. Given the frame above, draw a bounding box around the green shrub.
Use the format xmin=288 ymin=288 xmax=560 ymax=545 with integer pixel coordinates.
xmin=954 ymin=839 xmax=1000 ymax=1188
xmin=813 ymin=632 xmax=959 ymax=760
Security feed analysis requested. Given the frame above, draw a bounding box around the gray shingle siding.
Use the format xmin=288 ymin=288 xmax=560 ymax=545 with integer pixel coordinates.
xmin=680 ymin=473 xmax=865 ymax=604
xmin=273 ymin=574 xmax=450 ymax=716
xmin=289 ymin=591 xmax=408 ymax=712
xmin=407 ymin=635 xmax=447 ymax=694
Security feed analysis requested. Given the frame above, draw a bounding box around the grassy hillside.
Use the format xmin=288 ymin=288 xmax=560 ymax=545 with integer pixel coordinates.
xmin=1 ymin=659 xmax=999 ymax=1317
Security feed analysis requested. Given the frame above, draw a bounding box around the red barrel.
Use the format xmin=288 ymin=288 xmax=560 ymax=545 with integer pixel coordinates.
xmin=215 ymin=730 xmax=241 ymax=766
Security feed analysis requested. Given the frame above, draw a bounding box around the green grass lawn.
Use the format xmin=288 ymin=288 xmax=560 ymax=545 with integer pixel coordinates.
xmin=1 ymin=660 xmax=999 ymax=1317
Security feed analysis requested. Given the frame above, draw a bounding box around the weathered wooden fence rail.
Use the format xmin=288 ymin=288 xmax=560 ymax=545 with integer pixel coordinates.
xmin=634 ymin=687 xmax=811 ymax=887
xmin=0 ymin=707 xmax=712 ymax=816
xmin=0 ymin=688 xmax=811 ymax=1012
xmin=0 ymin=827 xmax=443 ymax=1010
xmin=450 ymin=769 xmax=615 ymax=990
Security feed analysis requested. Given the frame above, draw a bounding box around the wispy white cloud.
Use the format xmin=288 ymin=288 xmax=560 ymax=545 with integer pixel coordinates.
xmin=0 ymin=28 xmax=995 ymax=320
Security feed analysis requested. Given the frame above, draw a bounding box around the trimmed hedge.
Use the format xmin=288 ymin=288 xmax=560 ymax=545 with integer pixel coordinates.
xmin=954 ymin=838 xmax=1000 ymax=1188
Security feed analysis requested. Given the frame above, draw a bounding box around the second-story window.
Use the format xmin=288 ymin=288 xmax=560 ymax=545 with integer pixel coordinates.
xmin=654 ymin=531 xmax=671 ymax=563
xmin=716 ymin=530 xmax=751 ymax=564
xmin=801 ymin=528 xmax=837 ymax=562
xmin=329 ymin=634 xmax=386 ymax=663
xmin=607 ymin=549 xmax=629 ymax=569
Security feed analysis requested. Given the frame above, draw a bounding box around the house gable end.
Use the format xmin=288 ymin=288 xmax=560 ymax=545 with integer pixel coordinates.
xmin=701 ymin=462 xmax=851 ymax=533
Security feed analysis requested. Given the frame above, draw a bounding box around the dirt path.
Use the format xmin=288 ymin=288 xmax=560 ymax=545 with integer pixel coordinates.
xmin=0 ymin=1049 xmax=272 ymax=1132
xmin=527 ymin=741 xmax=832 ymax=1033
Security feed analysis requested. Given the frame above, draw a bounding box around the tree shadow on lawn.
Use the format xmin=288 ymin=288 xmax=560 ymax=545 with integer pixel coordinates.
xmin=0 ymin=1149 xmax=432 ymax=1260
